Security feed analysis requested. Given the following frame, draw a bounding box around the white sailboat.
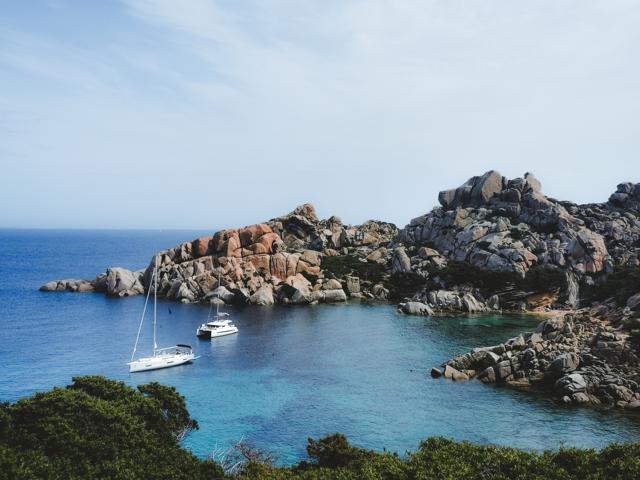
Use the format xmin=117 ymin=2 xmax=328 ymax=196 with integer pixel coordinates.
xmin=128 ymin=256 xmax=196 ymax=373
xmin=196 ymin=273 xmax=239 ymax=340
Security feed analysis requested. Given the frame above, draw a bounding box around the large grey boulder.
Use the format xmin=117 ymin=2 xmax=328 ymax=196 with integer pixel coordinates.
xmin=555 ymin=373 xmax=587 ymax=395
xmin=471 ymin=350 xmax=501 ymax=370
xmin=400 ymin=301 xmax=434 ymax=316
xmin=566 ymin=228 xmax=609 ymax=274
xmin=438 ymin=170 xmax=504 ymax=210
xmin=535 ymin=316 xmax=566 ymax=336
xmin=207 ymin=286 xmax=235 ymax=303
xmin=461 ymin=293 xmax=487 ymax=313
xmin=392 ymin=247 xmax=412 ymax=273
xmin=608 ymin=182 xmax=640 ymax=211
xmin=105 ymin=268 xmax=144 ymax=297
xmin=550 ymin=353 xmax=580 ymax=375
xmin=323 ymin=288 xmax=347 ymax=303
xmin=283 ymin=274 xmax=312 ymax=304
xmin=427 ymin=290 xmax=463 ymax=310
xmin=249 ymin=285 xmax=275 ymax=306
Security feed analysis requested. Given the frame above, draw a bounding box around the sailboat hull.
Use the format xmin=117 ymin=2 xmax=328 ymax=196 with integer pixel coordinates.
xmin=128 ymin=353 xmax=195 ymax=373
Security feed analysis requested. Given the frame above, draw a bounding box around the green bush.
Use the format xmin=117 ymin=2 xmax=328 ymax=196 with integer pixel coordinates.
xmin=0 ymin=376 xmax=223 ymax=480
xmin=4 ymin=378 xmax=640 ymax=479
xmin=239 ymin=435 xmax=640 ymax=480
xmin=388 ymin=271 xmax=428 ymax=299
xmin=321 ymin=255 xmax=385 ymax=282
xmin=521 ymin=265 xmax=566 ymax=293
xmin=436 ymin=262 xmax=519 ymax=292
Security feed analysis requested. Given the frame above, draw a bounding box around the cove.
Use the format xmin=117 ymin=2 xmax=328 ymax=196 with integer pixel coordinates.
xmin=1 ymin=229 xmax=640 ymax=465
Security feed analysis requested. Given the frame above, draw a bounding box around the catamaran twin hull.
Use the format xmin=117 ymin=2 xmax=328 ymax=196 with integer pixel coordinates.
xmin=128 ymin=352 xmax=195 ymax=373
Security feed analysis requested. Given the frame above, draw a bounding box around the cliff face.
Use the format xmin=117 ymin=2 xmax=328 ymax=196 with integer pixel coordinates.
xmin=394 ymin=172 xmax=640 ymax=314
xmin=139 ymin=204 xmax=397 ymax=305
xmin=41 ymin=172 xmax=640 ymax=313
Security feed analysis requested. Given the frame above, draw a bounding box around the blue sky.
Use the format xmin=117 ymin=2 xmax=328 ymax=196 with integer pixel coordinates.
xmin=1 ymin=0 xmax=639 ymax=229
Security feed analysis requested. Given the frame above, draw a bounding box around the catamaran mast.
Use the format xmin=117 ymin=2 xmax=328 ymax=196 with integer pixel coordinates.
xmin=216 ymin=270 xmax=221 ymax=318
xmin=153 ymin=255 xmax=158 ymax=353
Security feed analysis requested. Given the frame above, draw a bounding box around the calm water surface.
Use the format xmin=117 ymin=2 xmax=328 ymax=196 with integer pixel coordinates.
xmin=1 ymin=229 xmax=640 ymax=463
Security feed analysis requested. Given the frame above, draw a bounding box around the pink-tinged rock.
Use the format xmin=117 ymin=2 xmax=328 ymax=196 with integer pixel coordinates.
xmin=297 ymin=262 xmax=321 ymax=276
xmin=223 ymin=233 xmax=242 ymax=257
xmin=249 ymin=285 xmax=274 ymax=305
xmin=270 ymin=252 xmax=300 ymax=280
xmin=247 ymin=254 xmax=271 ymax=272
xmin=192 ymin=235 xmax=213 ymax=257
xmin=252 ymin=232 xmax=281 ymax=254
xmin=270 ymin=253 xmax=286 ymax=280
xmin=284 ymin=273 xmax=312 ymax=304
xmin=300 ymin=249 xmax=322 ymax=266
xmin=238 ymin=224 xmax=273 ymax=247
xmin=211 ymin=229 xmax=238 ymax=254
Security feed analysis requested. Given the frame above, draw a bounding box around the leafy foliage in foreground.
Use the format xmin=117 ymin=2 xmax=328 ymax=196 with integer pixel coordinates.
xmin=243 ymin=434 xmax=640 ymax=480
xmin=2 ymin=377 xmax=640 ymax=479
xmin=0 ymin=376 xmax=223 ymax=480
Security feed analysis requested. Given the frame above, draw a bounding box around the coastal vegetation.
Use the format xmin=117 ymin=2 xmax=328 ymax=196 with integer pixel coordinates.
xmin=2 ymin=377 xmax=640 ymax=480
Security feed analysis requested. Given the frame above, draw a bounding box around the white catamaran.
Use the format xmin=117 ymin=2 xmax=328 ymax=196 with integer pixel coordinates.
xmin=128 ymin=256 xmax=196 ymax=373
xmin=196 ymin=273 xmax=239 ymax=340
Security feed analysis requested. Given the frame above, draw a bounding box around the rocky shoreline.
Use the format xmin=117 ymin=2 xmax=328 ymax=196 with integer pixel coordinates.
xmin=434 ymin=302 xmax=640 ymax=409
xmin=41 ymin=171 xmax=640 ymax=410
xmin=41 ymin=203 xmax=398 ymax=305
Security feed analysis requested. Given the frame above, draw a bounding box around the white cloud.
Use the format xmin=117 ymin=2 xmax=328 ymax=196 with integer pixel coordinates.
xmin=1 ymin=1 xmax=639 ymax=228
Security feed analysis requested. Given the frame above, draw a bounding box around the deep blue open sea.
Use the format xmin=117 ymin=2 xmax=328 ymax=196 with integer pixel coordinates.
xmin=1 ymin=229 xmax=640 ymax=463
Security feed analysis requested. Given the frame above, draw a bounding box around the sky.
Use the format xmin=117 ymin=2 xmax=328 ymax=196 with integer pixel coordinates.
xmin=0 ymin=0 xmax=639 ymax=230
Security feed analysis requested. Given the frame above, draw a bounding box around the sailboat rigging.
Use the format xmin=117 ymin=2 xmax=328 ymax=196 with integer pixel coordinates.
xmin=128 ymin=256 xmax=196 ymax=373
xmin=196 ymin=271 xmax=238 ymax=339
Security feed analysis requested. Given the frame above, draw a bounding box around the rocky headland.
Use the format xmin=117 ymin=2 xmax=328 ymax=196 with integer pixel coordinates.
xmin=41 ymin=203 xmax=398 ymax=306
xmin=41 ymin=171 xmax=640 ymax=409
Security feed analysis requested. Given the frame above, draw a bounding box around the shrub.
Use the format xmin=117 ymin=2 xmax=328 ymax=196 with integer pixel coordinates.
xmin=306 ymin=433 xmax=367 ymax=468
xmin=521 ymin=266 xmax=566 ymax=293
xmin=388 ymin=272 xmax=428 ymax=299
xmin=1 ymin=376 xmax=223 ymax=480
xmin=4 ymin=379 xmax=640 ymax=479
xmin=321 ymin=255 xmax=385 ymax=282
xmin=437 ymin=262 xmax=519 ymax=292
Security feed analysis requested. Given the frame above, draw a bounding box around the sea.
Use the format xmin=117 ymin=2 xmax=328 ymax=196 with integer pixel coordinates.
xmin=1 ymin=228 xmax=639 ymax=464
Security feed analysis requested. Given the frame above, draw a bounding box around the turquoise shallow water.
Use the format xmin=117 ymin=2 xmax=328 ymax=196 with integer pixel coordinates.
xmin=1 ymin=229 xmax=640 ymax=464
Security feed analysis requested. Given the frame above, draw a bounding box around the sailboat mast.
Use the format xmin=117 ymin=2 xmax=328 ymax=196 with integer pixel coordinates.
xmin=216 ymin=270 xmax=221 ymax=318
xmin=153 ymin=255 xmax=158 ymax=352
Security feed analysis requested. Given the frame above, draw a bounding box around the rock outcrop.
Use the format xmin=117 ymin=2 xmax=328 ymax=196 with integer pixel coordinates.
xmin=42 ymin=204 xmax=397 ymax=306
xmin=395 ymin=171 xmax=640 ymax=315
xmin=439 ymin=308 xmax=640 ymax=409
xmin=609 ymin=182 xmax=640 ymax=212
xmin=41 ymin=170 xmax=640 ymax=316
